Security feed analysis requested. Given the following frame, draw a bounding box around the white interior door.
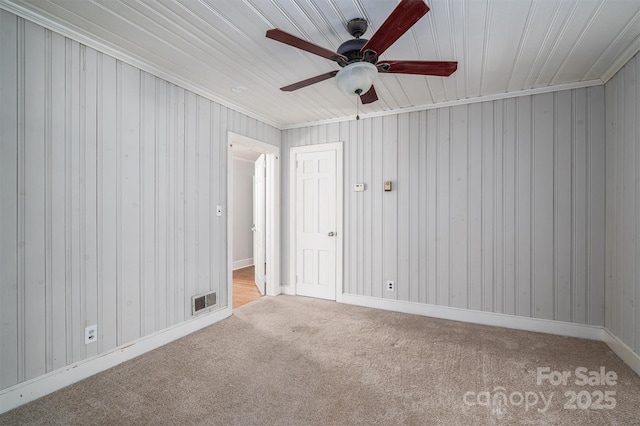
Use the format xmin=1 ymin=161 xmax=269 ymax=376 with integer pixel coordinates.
xmin=295 ymin=150 xmax=337 ymax=300
xmin=253 ymin=154 xmax=266 ymax=295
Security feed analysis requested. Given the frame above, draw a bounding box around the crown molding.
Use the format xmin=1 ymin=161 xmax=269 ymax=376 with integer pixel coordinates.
xmin=0 ymin=0 xmax=286 ymax=130
xmin=601 ymin=32 xmax=640 ymax=83
xmin=282 ymin=79 xmax=604 ymax=130
xmin=0 ymin=1 xmax=621 ymax=132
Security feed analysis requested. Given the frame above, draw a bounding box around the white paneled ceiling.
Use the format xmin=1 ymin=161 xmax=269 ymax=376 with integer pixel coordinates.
xmin=2 ymin=0 xmax=640 ymax=128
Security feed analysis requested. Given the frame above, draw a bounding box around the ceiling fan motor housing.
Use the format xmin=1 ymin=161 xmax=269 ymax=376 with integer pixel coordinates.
xmin=337 ymin=38 xmax=369 ymax=63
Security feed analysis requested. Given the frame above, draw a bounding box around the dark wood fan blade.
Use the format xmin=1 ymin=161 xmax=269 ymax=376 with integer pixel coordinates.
xmin=360 ymin=0 xmax=430 ymax=58
xmin=360 ymin=86 xmax=378 ymax=104
xmin=381 ymin=60 xmax=457 ymax=76
xmin=266 ymin=29 xmax=347 ymax=63
xmin=280 ymin=71 xmax=338 ymax=92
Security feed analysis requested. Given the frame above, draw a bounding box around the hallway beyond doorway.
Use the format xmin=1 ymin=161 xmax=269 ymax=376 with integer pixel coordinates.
xmin=233 ymin=266 xmax=262 ymax=309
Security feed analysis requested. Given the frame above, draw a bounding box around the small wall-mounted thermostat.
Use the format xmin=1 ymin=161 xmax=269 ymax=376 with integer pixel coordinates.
xmin=354 ymin=183 xmax=365 ymax=192
xmin=384 ymin=181 xmax=392 ymax=191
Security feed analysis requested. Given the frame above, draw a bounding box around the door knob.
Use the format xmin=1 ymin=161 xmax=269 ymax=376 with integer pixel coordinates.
xmin=328 ymin=231 xmax=335 ymax=237
xmin=251 ymin=225 xmax=256 ymax=231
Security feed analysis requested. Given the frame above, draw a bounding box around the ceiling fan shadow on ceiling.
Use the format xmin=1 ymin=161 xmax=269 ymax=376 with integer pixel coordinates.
xmin=265 ymin=0 xmax=457 ymax=107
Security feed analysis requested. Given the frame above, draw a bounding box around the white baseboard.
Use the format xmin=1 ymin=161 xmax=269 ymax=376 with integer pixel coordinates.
xmin=601 ymin=328 xmax=640 ymax=377
xmin=280 ymin=284 xmax=295 ymax=296
xmin=3 ymin=295 xmax=639 ymax=415
xmin=0 ymin=307 xmax=232 ymax=415
xmin=339 ymin=294 xmax=603 ymax=341
xmin=339 ymin=294 xmax=640 ymax=377
xmin=233 ymin=258 xmax=254 ymax=270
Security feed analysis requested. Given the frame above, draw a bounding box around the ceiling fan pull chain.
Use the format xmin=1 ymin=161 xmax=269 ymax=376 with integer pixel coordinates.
xmin=356 ymin=95 xmax=360 ymax=121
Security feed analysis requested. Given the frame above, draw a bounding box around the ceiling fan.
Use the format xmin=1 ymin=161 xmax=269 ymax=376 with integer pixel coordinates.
xmin=265 ymin=0 xmax=457 ymax=105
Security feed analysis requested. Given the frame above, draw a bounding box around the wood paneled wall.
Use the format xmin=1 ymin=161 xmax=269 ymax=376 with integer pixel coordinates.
xmin=0 ymin=11 xmax=280 ymax=391
xmin=283 ymin=87 xmax=606 ymax=326
xmin=605 ymin=51 xmax=640 ymax=357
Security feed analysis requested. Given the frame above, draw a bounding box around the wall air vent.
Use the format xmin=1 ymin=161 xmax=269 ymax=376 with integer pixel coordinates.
xmin=192 ymin=291 xmax=217 ymax=315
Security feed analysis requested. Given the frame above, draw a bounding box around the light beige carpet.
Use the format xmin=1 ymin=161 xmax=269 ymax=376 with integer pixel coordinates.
xmin=1 ymin=295 xmax=639 ymax=425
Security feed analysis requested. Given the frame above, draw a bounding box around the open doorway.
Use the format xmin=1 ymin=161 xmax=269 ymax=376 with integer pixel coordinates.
xmin=227 ymin=132 xmax=280 ymax=310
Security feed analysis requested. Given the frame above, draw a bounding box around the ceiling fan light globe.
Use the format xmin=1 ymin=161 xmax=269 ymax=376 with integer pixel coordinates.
xmin=335 ymin=62 xmax=378 ymax=96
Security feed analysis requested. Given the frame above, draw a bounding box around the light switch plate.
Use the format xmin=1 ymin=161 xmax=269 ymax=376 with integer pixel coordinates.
xmin=216 ymin=206 xmax=222 ymax=216
xmin=354 ymin=183 xmax=365 ymax=192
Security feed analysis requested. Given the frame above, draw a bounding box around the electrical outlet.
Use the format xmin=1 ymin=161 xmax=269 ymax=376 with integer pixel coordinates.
xmin=85 ymin=325 xmax=97 ymax=345
xmin=386 ymin=280 xmax=395 ymax=292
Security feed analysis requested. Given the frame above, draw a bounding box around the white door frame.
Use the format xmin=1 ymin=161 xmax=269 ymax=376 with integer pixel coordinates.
xmin=227 ymin=132 xmax=280 ymax=306
xmin=288 ymin=142 xmax=343 ymax=301
xmin=253 ymin=154 xmax=266 ymax=295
